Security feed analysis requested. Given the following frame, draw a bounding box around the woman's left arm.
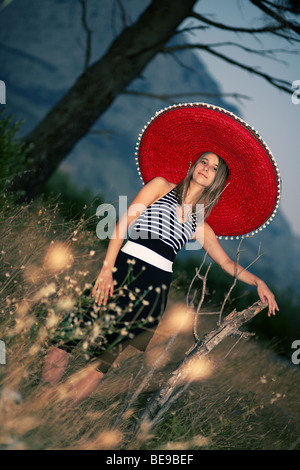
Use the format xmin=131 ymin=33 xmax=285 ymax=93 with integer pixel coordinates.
xmin=196 ymin=222 xmax=279 ymax=317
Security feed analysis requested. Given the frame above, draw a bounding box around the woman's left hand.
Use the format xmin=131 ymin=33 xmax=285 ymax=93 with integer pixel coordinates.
xmin=256 ymin=280 xmax=279 ymax=317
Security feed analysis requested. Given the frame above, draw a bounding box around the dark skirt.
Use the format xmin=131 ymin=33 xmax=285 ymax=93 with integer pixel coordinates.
xmin=50 ymin=250 xmax=173 ymax=369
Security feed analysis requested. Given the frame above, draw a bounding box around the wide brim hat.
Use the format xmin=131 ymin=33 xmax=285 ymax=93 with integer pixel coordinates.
xmin=135 ymin=103 xmax=281 ymax=239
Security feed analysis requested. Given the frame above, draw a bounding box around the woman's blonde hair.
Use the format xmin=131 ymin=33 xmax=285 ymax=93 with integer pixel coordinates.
xmin=173 ymin=152 xmax=229 ymax=220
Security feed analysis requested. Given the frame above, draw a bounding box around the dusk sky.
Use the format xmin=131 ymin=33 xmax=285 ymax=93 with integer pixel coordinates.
xmin=191 ymin=0 xmax=300 ymax=236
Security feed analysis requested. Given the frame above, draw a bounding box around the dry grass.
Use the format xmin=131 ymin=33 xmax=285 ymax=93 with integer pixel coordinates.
xmin=0 ymin=197 xmax=300 ymax=450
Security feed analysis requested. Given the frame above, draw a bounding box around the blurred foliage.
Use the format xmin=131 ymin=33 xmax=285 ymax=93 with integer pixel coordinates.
xmin=0 ymin=108 xmax=33 ymax=207
xmin=0 ymin=109 xmax=105 ymax=234
xmin=41 ymin=169 xmax=104 ymax=233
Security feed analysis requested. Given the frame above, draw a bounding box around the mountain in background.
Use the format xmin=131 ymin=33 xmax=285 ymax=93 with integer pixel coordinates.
xmin=1 ymin=0 xmax=299 ymax=292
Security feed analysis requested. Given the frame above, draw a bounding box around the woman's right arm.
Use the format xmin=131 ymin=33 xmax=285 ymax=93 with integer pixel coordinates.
xmin=92 ymin=177 xmax=171 ymax=306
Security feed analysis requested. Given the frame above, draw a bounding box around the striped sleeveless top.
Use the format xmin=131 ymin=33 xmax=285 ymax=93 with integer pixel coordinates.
xmin=124 ymin=188 xmax=198 ymax=265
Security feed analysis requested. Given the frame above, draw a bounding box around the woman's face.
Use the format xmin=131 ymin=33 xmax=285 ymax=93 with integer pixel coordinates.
xmin=192 ymin=153 xmax=219 ymax=188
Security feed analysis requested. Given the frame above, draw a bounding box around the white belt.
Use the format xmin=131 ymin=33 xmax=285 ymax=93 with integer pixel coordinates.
xmin=121 ymin=241 xmax=173 ymax=273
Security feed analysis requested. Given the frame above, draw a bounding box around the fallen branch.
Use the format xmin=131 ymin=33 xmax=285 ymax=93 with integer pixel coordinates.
xmin=135 ymin=300 xmax=268 ymax=438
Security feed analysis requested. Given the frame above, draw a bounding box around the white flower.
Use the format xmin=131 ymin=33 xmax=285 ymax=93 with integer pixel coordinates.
xmin=142 ymin=300 xmax=150 ymax=306
xmin=107 ymin=302 xmax=116 ymax=309
xmin=89 ymin=250 xmax=95 ymax=256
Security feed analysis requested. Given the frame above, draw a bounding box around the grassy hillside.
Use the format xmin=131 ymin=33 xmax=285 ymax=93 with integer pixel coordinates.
xmin=0 ymin=193 xmax=299 ymax=450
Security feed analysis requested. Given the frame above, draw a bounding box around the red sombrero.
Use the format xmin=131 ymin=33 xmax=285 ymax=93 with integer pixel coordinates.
xmin=135 ymin=103 xmax=281 ymax=239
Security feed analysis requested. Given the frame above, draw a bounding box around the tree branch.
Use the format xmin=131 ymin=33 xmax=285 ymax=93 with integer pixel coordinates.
xmin=191 ymin=11 xmax=283 ymax=34
xmin=191 ymin=10 xmax=300 ymax=42
xmin=250 ymin=0 xmax=300 ymax=35
xmin=218 ymin=239 xmax=263 ymax=326
xmin=79 ymin=0 xmax=92 ymax=72
xmin=191 ymin=40 xmax=298 ymax=64
xmin=135 ymin=300 xmax=268 ymax=437
xmin=122 ymin=90 xmax=251 ymax=104
xmin=162 ymin=43 xmax=293 ymax=93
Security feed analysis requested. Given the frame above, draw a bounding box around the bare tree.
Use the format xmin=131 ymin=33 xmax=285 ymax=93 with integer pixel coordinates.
xmin=6 ymin=0 xmax=299 ymax=202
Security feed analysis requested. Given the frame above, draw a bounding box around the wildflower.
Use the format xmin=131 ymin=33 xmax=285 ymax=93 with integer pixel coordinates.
xmin=74 ymin=327 xmax=83 ymax=337
xmin=33 ymin=282 xmax=57 ymax=301
xmin=44 ymin=242 xmax=73 ymax=272
xmin=91 ymin=325 xmax=100 ymax=340
xmin=93 ymin=304 xmax=100 ymax=313
xmin=128 ymin=292 xmax=136 ymax=301
xmin=120 ymin=328 xmax=128 ymax=336
xmin=46 ymin=309 xmax=60 ymax=329
xmin=84 ymin=282 xmax=93 ymax=290
xmin=155 ymin=287 xmax=161 ymax=294
xmin=107 ymin=302 xmax=116 ymax=309
xmin=270 ymin=393 xmax=281 ymax=404
xmin=142 ymin=300 xmax=150 ymax=306
xmin=89 ymin=250 xmax=95 ymax=256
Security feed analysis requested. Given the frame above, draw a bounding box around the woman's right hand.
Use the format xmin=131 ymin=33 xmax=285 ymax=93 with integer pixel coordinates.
xmin=92 ymin=264 xmax=114 ymax=306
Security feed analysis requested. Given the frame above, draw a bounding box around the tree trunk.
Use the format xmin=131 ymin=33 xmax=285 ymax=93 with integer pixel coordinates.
xmin=8 ymin=0 xmax=197 ymax=202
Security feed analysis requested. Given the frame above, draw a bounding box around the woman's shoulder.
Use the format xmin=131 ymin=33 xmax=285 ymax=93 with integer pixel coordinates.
xmin=147 ymin=176 xmax=176 ymax=193
xmin=150 ymin=176 xmax=175 ymax=187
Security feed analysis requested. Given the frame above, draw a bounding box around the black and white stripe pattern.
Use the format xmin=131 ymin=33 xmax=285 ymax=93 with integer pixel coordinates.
xmin=128 ymin=189 xmax=198 ymax=260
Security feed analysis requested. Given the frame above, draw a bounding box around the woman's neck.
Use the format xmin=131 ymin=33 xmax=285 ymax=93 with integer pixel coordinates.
xmin=183 ymin=181 xmax=205 ymax=206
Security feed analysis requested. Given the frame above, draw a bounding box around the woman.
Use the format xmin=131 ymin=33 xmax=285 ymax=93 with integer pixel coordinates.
xmin=42 ymin=103 xmax=280 ymax=402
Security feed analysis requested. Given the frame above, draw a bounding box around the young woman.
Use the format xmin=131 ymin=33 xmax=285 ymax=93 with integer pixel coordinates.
xmin=42 ymin=103 xmax=280 ymax=402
